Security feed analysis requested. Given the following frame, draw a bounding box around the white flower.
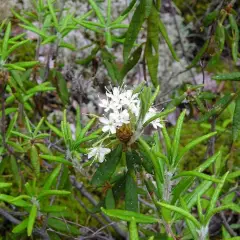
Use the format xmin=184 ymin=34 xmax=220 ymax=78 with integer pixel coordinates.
xmin=114 ymin=109 xmax=130 ymax=126
xmin=99 ymin=115 xmax=117 ymax=134
xmin=144 ymin=107 xmax=163 ymax=129
xmin=88 ymin=146 xmax=111 ymax=163
xmin=99 ymin=109 xmax=130 ymax=134
xmin=120 ymin=89 xmax=139 ymax=107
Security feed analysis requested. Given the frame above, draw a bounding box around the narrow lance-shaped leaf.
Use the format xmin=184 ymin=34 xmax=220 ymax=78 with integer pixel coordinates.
xmin=205 ymin=172 xmax=229 ymax=224
xmin=171 ymin=110 xmax=186 ymax=166
xmin=229 ymin=14 xmax=239 ymax=63
xmin=180 ymin=198 xmax=198 ymax=239
xmin=101 ymin=207 xmax=158 ymax=223
xmin=40 ymin=155 xmax=72 ymax=166
xmin=43 ymin=164 xmax=62 ymax=190
xmin=12 ymin=218 xmax=29 ymax=234
xmin=232 ymin=95 xmax=240 ymax=141
xmin=101 ymin=48 xmax=120 ymax=83
xmin=120 ymin=45 xmax=142 ymax=81
xmin=27 ymin=204 xmax=37 ymax=236
xmin=88 ymin=0 xmax=105 ymax=24
xmin=105 ymin=189 xmax=115 ymax=209
xmin=173 ymin=171 xmax=221 ymax=183
xmin=187 ymin=40 xmax=209 ymax=69
xmin=47 ymin=0 xmax=58 ymax=27
xmin=37 ymin=190 xmax=71 ymax=200
xmin=123 ymin=0 xmax=146 ymax=62
xmin=212 ymin=72 xmax=240 ymax=81
xmin=157 ymin=202 xmax=201 ymax=228
xmin=125 ymin=172 xmax=138 ymax=212
xmin=215 ymin=21 xmax=225 ymax=53
xmin=91 ymin=145 xmax=123 ymax=187
xmin=30 ymin=145 xmax=40 ymax=177
xmin=129 ymin=218 xmax=139 ymax=240
xmin=145 ymin=5 xmax=159 ymax=87
xmin=158 ymin=18 xmax=179 ymax=61
xmin=2 ymin=22 xmax=11 ymax=60
xmin=0 ymin=182 xmax=12 ymax=188
xmin=175 ymin=132 xmax=217 ymax=165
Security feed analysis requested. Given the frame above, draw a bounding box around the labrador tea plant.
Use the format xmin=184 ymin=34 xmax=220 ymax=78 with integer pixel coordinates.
xmin=0 ymin=0 xmax=239 ymax=239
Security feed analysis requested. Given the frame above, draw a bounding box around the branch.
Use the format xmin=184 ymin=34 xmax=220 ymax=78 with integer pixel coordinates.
xmin=70 ymin=175 xmax=127 ymax=239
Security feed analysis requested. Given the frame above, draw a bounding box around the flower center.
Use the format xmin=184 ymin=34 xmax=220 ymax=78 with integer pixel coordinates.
xmin=116 ymin=124 xmax=133 ymax=143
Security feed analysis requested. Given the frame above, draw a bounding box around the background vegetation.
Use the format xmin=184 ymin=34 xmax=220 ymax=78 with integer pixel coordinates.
xmin=0 ymin=0 xmax=239 ymax=239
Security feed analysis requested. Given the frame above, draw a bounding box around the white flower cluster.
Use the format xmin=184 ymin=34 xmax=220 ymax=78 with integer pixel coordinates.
xmin=98 ymin=86 xmax=163 ymax=134
xmin=87 ymin=86 xmax=163 ymax=164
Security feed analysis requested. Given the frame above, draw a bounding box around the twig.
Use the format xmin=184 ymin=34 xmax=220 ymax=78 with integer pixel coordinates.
xmin=70 ymin=175 xmax=127 ymax=239
xmin=167 ymin=0 xmax=196 ymax=84
xmin=0 ymin=208 xmax=50 ymax=239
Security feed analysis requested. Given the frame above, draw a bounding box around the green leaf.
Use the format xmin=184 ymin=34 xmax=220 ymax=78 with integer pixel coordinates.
xmin=59 ymin=41 xmax=76 ymax=51
xmin=6 ymin=112 xmax=18 ymax=141
xmin=187 ymin=40 xmax=209 ymax=69
xmin=158 ymin=18 xmax=179 ymax=61
xmin=173 ymin=171 xmax=221 ymax=183
xmin=42 ymin=36 xmax=57 ymax=45
xmin=138 ymin=138 xmax=163 ymax=197
xmin=227 ymin=170 xmax=240 ymax=180
xmin=37 ymin=190 xmax=71 ymax=200
xmin=184 ymin=181 xmax=212 ymax=210
xmin=179 ymin=198 xmax=198 ymax=239
xmin=27 ymin=204 xmax=37 ymax=236
xmin=41 ymin=205 xmax=67 ymax=213
xmin=232 ymin=96 xmax=240 ymax=141
xmin=0 ymin=194 xmax=31 ymax=207
xmin=145 ymin=6 xmax=159 ymax=87
xmin=144 ymin=0 xmax=153 ymax=18
xmin=91 ymin=145 xmax=122 ymax=187
xmin=47 ymin=0 xmax=58 ymax=27
xmin=215 ymin=22 xmax=225 ymax=53
xmin=12 ymin=218 xmax=29 ymax=234
xmin=40 ymin=155 xmax=72 ymax=166
xmin=129 ymin=218 xmax=139 ymax=240
xmin=203 ymin=11 xmax=219 ymax=27
xmin=157 ymin=202 xmax=201 ymax=228
xmin=125 ymin=173 xmax=138 ymax=212
xmin=101 ymin=207 xmax=158 ymax=223
xmin=123 ymin=0 xmax=146 ymax=62
xmin=120 ymin=45 xmax=142 ymax=80
xmin=229 ymin=14 xmax=239 ymax=63
xmin=45 ymin=121 xmax=63 ymax=138
xmin=171 ymin=152 xmax=220 ymax=204
xmin=47 ymin=218 xmax=80 ymax=235
xmin=0 ymin=182 xmax=12 ymax=188
xmin=7 ymin=39 xmax=30 ymax=56
xmin=10 ymin=155 xmax=21 ymax=188
xmin=30 ymin=145 xmax=40 ymax=177
xmin=207 ymin=204 xmax=240 ymax=221
xmin=2 ymin=22 xmax=11 ymax=60
xmin=212 ymin=72 xmax=240 ymax=81
xmin=4 ymin=64 xmax=26 ymax=71
xmin=175 ymin=132 xmax=217 ymax=165
xmin=105 ymin=189 xmax=115 ymax=209
xmin=205 ymin=172 xmax=229 ymax=223
xmin=78 ymin=117 xmax=96 ymax=139
xmin=19 ymin=24 xmax=47 ymax=38
xmin=120 ymin=0 xmax=137 ymax=16
xmin=101 ymin=48 xmax=120 ymax=83
xmin=13 ymin=61 xmax=39 ymax=68
xmin=171 ymin=110 xmax=186 ymax=165
xmin=43 ymin=164 xmax=62 ymax=190
xmin=55 ymin=71 xmax=69 ymax=105
xmin=88 ymin=0 xmax=105 ymax=24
